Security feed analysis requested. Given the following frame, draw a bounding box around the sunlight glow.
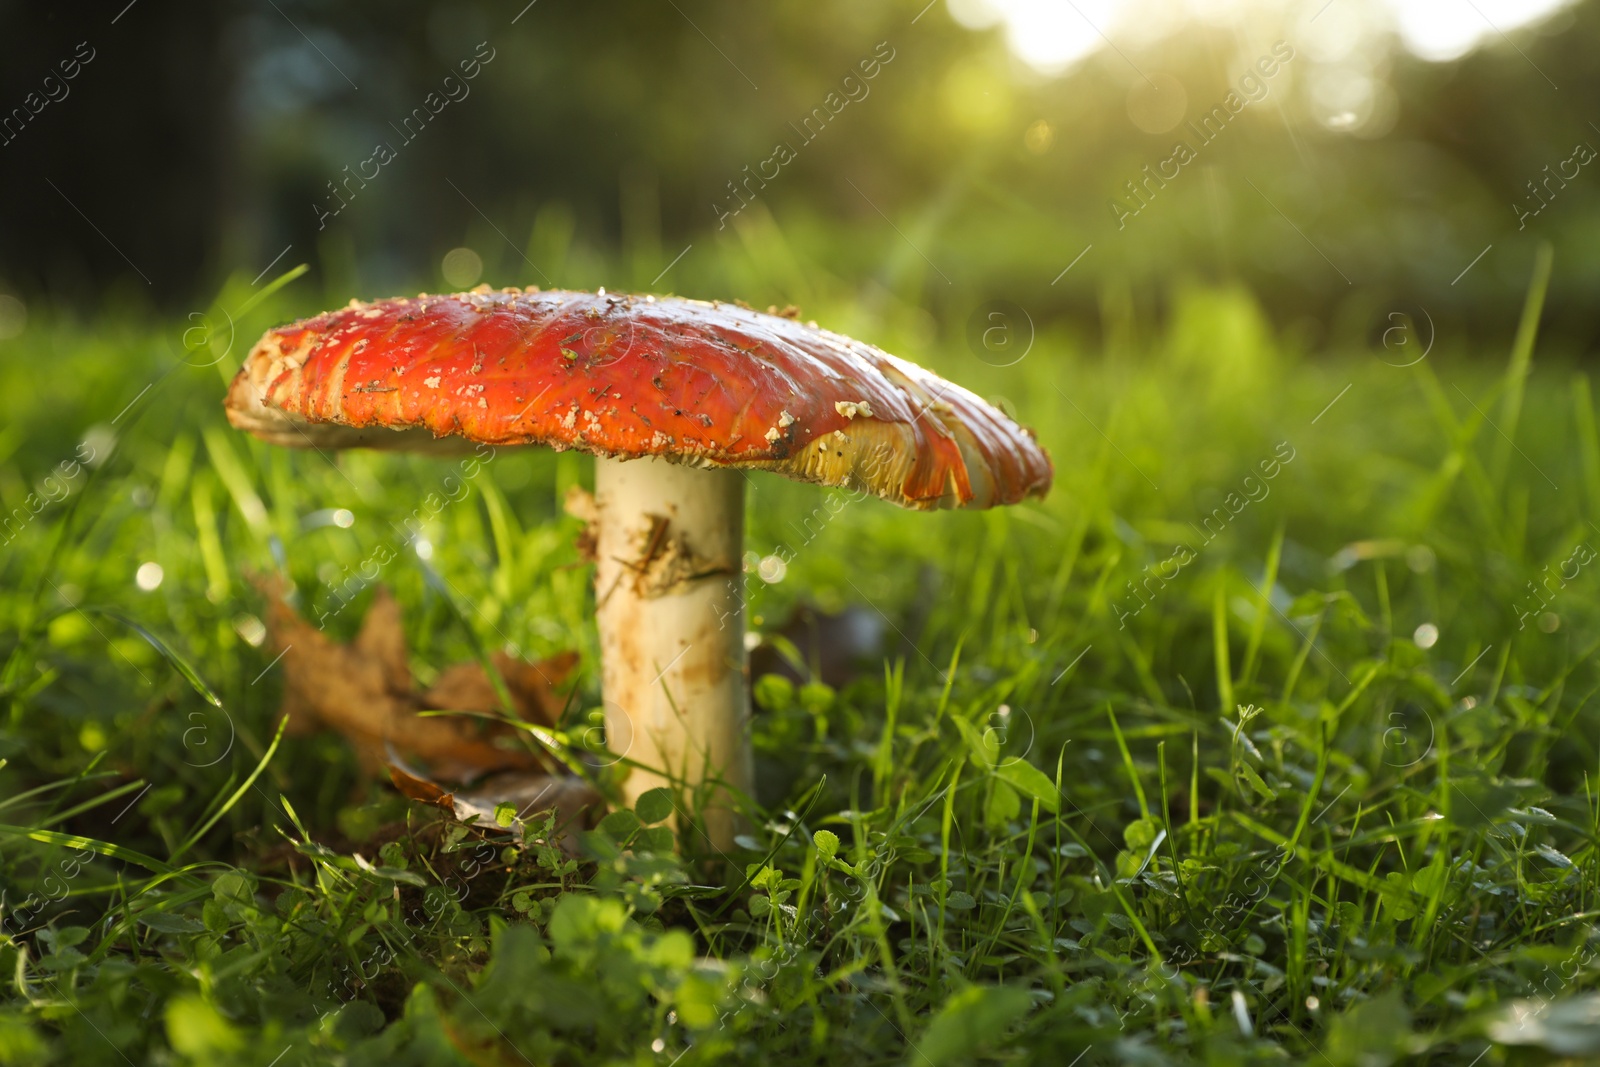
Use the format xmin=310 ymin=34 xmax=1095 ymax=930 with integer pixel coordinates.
xmin=994 ymin=0 xmax=1123 ymax=75
xmin=1388 ymin=0 xmax=1571 ymax=61
xmin=955 ymin=0 xmax=1577 ymax=73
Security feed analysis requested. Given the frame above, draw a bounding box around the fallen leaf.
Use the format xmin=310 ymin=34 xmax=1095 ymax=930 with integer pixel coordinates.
xmin=258 ymin=578 xmax=578 ymax=781
xmin=422 ymin=650 xmax=577 ymax=725
xmin=387 ymin=760 xmax=601 ymax=851
xmin=386 ymin=761 xmax=456 ymax=812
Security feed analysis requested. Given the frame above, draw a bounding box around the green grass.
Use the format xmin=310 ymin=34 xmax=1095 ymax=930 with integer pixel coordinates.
xmin=2 ymin=249 xmax=1600 ymax=1065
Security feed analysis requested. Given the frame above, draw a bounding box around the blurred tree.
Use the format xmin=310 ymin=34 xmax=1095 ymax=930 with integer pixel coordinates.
xmin=0 ymin=0 xmax=234 ymax=305
xmin=0 ymin=0 xmax=1595 ymax=351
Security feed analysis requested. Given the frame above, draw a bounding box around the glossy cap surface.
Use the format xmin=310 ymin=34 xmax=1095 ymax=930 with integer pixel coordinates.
xmin=225 ymin=287 xmax=1053 ymax=510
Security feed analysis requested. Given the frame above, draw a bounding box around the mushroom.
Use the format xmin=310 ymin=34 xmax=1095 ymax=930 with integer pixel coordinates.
xmin=225 ymin=286 xmax=1053 ymax=849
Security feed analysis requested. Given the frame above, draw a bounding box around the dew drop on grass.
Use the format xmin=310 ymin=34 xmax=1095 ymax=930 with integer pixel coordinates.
xmin=332 ymin=508 xmax=355 ymax=528
xmin=1539 ymin=612 xmax=1560 ymax=633
xmin=135 ymin=562 xmax=164 ymax=591
xmin=1413 ymin=622 xmax=1438 ymax=649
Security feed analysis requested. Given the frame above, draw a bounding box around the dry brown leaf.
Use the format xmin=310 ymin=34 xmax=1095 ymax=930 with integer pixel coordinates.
xmin=386 ymin=762 xmax=457 ymax=811
xmin=387 ymin=761 xmax=601 ymax=853
xmin=454 ymin=770 xmax=601 ymax=832
xmin=422 ymin=649 xmax=577 ymax=724
xmin=258 ymin=578 xmax=579 ymax=781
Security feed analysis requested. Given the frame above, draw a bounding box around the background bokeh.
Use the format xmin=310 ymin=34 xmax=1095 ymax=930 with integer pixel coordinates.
xmin=1 ymin=0 xmax=1595 ymax=353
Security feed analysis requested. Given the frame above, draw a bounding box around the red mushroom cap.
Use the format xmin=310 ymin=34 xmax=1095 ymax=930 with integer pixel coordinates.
xmin=225 ymin=287 xmax=1053 ymax=510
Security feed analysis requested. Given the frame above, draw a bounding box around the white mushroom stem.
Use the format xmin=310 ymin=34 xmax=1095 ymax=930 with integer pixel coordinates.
xmin=592 ymin=454 xmax=752 ymax=851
